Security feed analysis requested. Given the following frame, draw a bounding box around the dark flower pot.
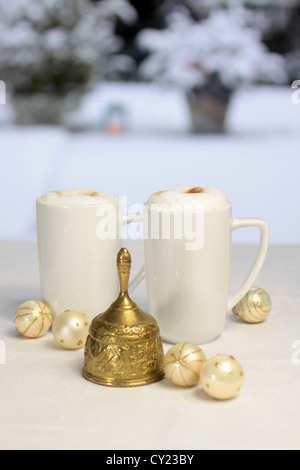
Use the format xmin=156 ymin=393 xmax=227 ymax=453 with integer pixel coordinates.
xmin=186 ymin=85 xmax=232 ymax=134
xmin=12 ymin=92 xmax=84 ymax=126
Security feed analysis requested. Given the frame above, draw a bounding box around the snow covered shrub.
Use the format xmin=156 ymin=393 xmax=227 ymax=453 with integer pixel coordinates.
xmin=0 ymin=0 xmax=137 ymax=97
xmin=137 ymin=6 xmax=288 ymax=91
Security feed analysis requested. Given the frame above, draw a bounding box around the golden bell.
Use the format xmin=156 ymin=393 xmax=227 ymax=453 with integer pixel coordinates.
xmin=83 ymin=248 xmax=165 ymax=387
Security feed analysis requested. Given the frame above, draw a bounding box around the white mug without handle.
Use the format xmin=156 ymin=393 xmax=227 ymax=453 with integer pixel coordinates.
xmin=127 ymin=206 xmax=269 ymax=345
xmin=37 ymin=191 xmax=144 ymax=322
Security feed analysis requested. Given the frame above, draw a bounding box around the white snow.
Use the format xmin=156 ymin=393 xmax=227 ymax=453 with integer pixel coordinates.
xmin=227 ymin=86 xmax=300 ymax=134
xmin=65 ymin=83 xmax=300 ymax=135
xmin=64 ymin=82 xmax=191 ymax=133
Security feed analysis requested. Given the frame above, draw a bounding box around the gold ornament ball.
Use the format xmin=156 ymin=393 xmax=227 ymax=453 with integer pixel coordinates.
xmin=52 ymin=310 xmax=90 ymax=350
xmin=200 ymin=354 xmax=245 ymax=400
xmin=164 ymin=342 xmax=207 ymax=387
xmin=233 ymin=287 xmax=272 ymax=324
xmin=14 ymin=300 xmax=53 ymax=338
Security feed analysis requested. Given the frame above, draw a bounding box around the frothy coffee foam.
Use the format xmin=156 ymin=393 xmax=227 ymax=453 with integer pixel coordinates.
xmin=147 ymin=186 xmax=231 ymax=211
xmin=39 ymin=189 xmax=119 ymax=206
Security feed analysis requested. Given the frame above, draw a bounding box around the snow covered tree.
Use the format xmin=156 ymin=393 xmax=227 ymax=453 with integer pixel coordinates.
xmin=159 ymin=0 xmax=300 ymax=82
xmin=103 ymin=0 xmax=295 ymax=83
xmin=137 ymin=6 xmax=288 ymax=91
xmin=0 ymin=0 xmax=137 ymax=97
xmin=137 ymin=5 xmax=289 ymax=133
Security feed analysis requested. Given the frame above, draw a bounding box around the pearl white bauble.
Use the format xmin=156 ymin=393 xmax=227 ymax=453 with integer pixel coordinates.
xmin=164 ymin=342 xmax=207 ymax=387
xmin=233 ymin=287 xmax=272 ymax=324
xmin=200 ymin=354 xmax=245 ymax=400
xmin=14 ymin=301 xmax=53 ymax=338
xmin=52 ymin=310 xmax=90 ymax=350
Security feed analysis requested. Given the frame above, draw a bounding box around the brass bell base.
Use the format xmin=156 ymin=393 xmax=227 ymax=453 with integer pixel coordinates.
xmin=82 ymin=368 xmax=165 ymax=388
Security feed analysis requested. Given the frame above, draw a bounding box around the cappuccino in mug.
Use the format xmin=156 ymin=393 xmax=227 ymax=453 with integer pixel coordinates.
xmin=37 ymin=189 xmax=142 ymax=321
xmin=132 ymin=186 xmax=270 ymax=344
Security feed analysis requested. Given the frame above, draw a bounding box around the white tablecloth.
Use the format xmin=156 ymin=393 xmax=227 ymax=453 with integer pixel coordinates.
xmin=0 ymin=241 xmax=299 ymax=450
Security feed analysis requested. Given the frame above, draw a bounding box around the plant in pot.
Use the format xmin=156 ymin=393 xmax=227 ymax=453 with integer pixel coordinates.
xmin=0 ymin=0 xmax=137 ymax=125
xmin=137 ymin=6 xmax=288 ymax=133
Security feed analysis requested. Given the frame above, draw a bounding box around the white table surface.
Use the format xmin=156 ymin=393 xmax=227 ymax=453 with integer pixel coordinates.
xmin=0 ymin=241 xmax=299 ymax=450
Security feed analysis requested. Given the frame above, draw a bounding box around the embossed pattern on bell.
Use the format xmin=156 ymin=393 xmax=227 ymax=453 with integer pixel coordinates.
xmin=83 ymin=332 xmax=164 ymax=387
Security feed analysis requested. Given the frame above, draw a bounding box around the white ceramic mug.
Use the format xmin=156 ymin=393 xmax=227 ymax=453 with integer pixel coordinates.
xmin=131 ymin=186 xmax=270 ymax=345
xmin=36 ymin=189 xmax=142 ymax=322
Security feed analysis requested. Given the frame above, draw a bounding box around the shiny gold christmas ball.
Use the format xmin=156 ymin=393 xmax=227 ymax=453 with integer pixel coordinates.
xmin=164 ymin=342 xmax=207 ymax=387
xmin=14 ymin=301 xmax=53 ymax=338
xmin=200 ymin=354 xmax=245 ymax=400
xmin=233 ymin=287 xmax=272 ymax=324
xmin=52 ymin=310 xmax=90 ymax=350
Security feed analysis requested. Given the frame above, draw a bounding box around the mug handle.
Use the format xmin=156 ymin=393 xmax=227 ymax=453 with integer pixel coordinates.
xmin=122 ymin=213 xmax=146 ymax=293
xmin=227 ymin=218 xmax=270 ymax=312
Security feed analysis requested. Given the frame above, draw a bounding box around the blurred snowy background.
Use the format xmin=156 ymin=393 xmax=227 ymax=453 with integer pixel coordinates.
xmin=0 ymin=0 xmax=299 ymax=244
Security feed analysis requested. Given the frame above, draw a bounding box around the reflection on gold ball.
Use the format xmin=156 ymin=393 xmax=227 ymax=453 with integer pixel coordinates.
xmin=15 ymin=301 xmax=53 ymax=338
xmin=52 ymin=310 xmax=90 ymax=350
xmin=233 ymin=287 xmax=272 ymax=324
xmin=200 ymin=354 xmax=245 ymax=400
xmin=164 ymin=342 xmax=207 ymax=387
